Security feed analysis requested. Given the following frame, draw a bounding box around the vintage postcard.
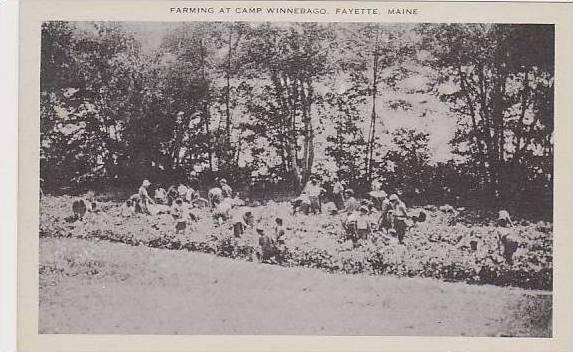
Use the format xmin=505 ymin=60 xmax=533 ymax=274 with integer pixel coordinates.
xmin=18 ymin=0 xmax=572 ymax=351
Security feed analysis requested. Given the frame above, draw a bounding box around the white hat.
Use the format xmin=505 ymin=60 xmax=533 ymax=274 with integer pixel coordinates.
xmin=389 ymin=194 xmax=399 ymax=201
xmin=142 ymin=179 xmax=151 ymax=187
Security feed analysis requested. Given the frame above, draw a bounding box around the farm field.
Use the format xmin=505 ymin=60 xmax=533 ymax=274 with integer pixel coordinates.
xmin=40 ymin=195 xmax=553 ymax=290
xmin=39 ymin=194 xmax=553 ymax=336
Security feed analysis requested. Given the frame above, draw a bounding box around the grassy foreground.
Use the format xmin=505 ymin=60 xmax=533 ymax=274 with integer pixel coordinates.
xmin=39 ymin=237 xmax=551 ymax=336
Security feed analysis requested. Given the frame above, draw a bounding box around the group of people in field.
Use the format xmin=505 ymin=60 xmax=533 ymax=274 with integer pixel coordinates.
xmin=71 ymin=175 xmax=521 ymax=265
xmin=118 ymin=177 xmax=287 ymax=262
xmin=291 ymin=175 xmax=421 ymax=247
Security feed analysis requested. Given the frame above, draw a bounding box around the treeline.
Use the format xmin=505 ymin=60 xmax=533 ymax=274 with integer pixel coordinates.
xmin=40 ymin=22 xmax=554 ymax=215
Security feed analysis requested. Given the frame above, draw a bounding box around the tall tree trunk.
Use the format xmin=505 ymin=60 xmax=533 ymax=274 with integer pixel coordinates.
xmin=225 ymin=28 xmax=232 ymax=160
xmin=513 ymin=70 xmax=532 ymax=164
xmin=489 ymin=59 xmax=508 ymax=201
xmin=290 ymin=76 xmax=301 ymax=188
xmin=477 ymin=62 xmax=495 ymax=162
xmin=199 ymin=38 xmax=213 ymax=171
xmin=170 ymin=113 xmax=191 ymax=170
xmin=271 ymin=71 xmax=296 ymax=176
xmin=365 ymin=51 xmax=379 ymax=183
xmin=289 ymin=146 xmax=302 ymax=190
xmin=300 ymin=79 xmax=314 ymax=184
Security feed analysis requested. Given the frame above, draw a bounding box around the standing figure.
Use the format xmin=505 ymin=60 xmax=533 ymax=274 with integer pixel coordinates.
xmin=303 ymin=175 xmax=325 ymax=214
xmin=355 ymin=205 xmax=372 ymax=242
xmin=378 ymin=195 xmax=393 ymax=231
xmin=138 ymin=179 xmax=155 ymax=215
xmin=344 ymin=209 xmax=359 ymax=244
xmin=171 ymin=198 xmax=187 ymax=233
xmin=344 ymin=205 xmax=372 ymax=247
xmin=274 ymin=217 xmax=287 ymax=259
xmin=257 ymin=227 xmax=276 ymax=263
xmin=332 ymin=177 xmax=345 ymax=211
xmin=496 ymin=210 xmax=519 ymax=264
xmin=388 ymin=194 xmax=409 ymax=244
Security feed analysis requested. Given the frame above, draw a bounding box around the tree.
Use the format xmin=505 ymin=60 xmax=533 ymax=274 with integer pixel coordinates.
xmin=337 ymin=24 xmax=415 ymax=183
xmin=158 ymin=23 xmax=223 ymax=177
xmin=39 ymin=21 xmax=555 ymax=216
xmin=243 ymin=23 xmax=337 ymax=189
xmin=40 ymin=22 xmax=145 ymax=188
xmin=384 ymin=128 xmax=431 ymax=201
xmin=419 ymin=24 xmax=554 ymax=206
xmin=324 ymin=90 xmax=368 ymax=186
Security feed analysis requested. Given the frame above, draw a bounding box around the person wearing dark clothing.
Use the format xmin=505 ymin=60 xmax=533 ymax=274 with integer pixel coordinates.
xmin=497 ymin=210 xmax=519 ymax=264
xmin=257 ymin=227 xmax=277 ymax=263
xmin=332 ymin=178 xmax=345 ymax=211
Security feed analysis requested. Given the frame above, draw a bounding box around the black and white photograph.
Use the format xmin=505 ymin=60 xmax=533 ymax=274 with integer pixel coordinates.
xmin=38 ymin=20 xmax=555 ymax=337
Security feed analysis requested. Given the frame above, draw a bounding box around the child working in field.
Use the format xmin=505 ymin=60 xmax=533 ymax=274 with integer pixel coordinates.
xmin=344 ymin=205 xmax=371 ymax=247
xmin=496 ymin=210 xmax=519 ymax=264
xmin=230 ymin=208 xmax=251 ymax=238
xmin=388 ymin=194 xmax=409 ymax=244
xmin=332 ymin=177 xmax=345 ymax=211
xmin=138 ymin=179 xmax=156 ymax=215
xmin=355 ymin=206 xmax=372 ymax=242
xmin=303 ymin=175 xmax=326 ymax=214
xmin=120 ymin=199 xmax=136 ymax=217
xmin=212 ymin=197 xmax=233 ymax=226
xmin=257 ymin=227 xmax=277 ymax=263
xmin=171 ymin=198 xmax=187 ymax=233
xmin=274 ymin=217 xmax=287 ymax=260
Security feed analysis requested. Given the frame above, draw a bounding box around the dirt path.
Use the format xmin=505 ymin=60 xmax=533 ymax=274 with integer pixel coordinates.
xmin=39 ymin=238 xmax=551 ymax=336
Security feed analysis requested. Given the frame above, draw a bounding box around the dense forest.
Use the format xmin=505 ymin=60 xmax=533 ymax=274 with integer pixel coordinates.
xmin=40 ymin=22 xmax=554 ymax=216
